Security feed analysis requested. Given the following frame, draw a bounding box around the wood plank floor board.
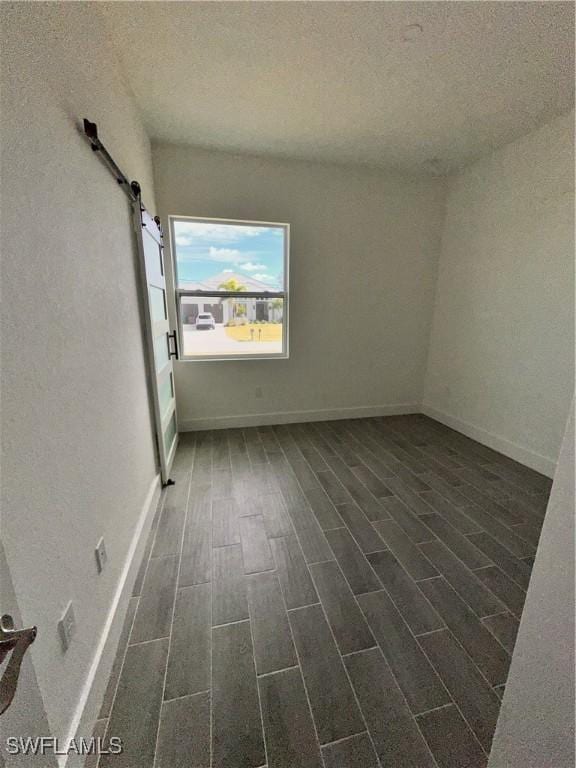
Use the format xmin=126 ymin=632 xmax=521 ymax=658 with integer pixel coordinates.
xmin=285 ymin=499 xmax=320 ymax=533
xmin=212 ymin=576 xmax=250 ymax=626
xmin=151 ymin=504 xmax=186 ymax=558
xmin=299 ymin=444 xmax=330 ymax=473
xmin=357 ymin=589 xmax=450 ymax=714
xmin=473 ymin=566 xmax=527 ymax=619
xmin=259 ymin=668 xmax=323 ymax=768
xmin=482 ymin=612 xmax=520 ymax=654
xmin=212 ymin=468 xmax=234 ymax=500
xmin=378 ymin=497 xmax=436 ymax=544
xmin=309 ymin=560 xmax=375 ymax=654
xmin=324 ymin=527 xmax=382 ymax=595
xmin=455 ymin=482 xmax=523 ymax=527
xmin=251 ymin=464 xmax=280 ymax=494
xmin=100 ymin=638 xmax=168 ymax=768
xmin=466 ymin=531 xmax=532 ymax=589
xmin=99 ymin=597 xmax=138 ymax=718
xmin=212 ymin=498 xmax=240 ymax=548
xmin=294 ymin=521 xmax=334 ymax=564
xmin=130 ymin=555 xmax=179 ymax=644
xmin=240 ymin=514 xmax=275 ymax=573
xmin=351 ymin=464 xmax=393 ymax=498
xmin=372 ymin=519 xmax=438 ymax=580
xmin=288 ymin=604 xmax=365 ymax=744
xmin=212 ymin=620 xmax=266 ymax=768
xmin=419 ymin=540 xmax=505 ymax=618
xmin=389 ymin=462 xmax=435 ymax=491
xmin=420 ymin=515 xmax=492 ymax=571
xmin=418 ymin=472 xmax=471 ymax=507
xmin=304 ymin=487 xmax=345 ymax=530
xmin=324 ymin=454 xmax=389 ymax=521
xmin=418 ymin=629 xmax=501 ymax=753
xmin=155 ymin=692 xmax=210 ymax=768
xmin=456 ymin=503 xmax=536 ymax=558
xmin=482 ymin=461 xmax=552 ymax=496
xmin=335 ymin=502 xmax=388 ymax=554
xmin=367 ymin=550 xmax=445 ymax=635
xmin=344 ymin=648 xmax=435 ymax=768
xmin=456 ymin=467 xmax=511 ymax=502
xmin=165 ymin=583 xmax=211 ymax=700
xmin=316 ymin=470 xmax=353 ymax=506
xmin=180 ymin=519 xmax=212 ymax=587
xmin=289 ymin=459 xmax=322 ymax=492
xmin=417 ymin=704 xmax=487 ymax=768
xmin=247 ymin=571 xmax=297 ymax=675
xmin=419 ymin=577 xmax=511 ymax=686
xmin=321 ymin=733 xmax=379 ymax=768
xmin=260 ymin=492 xmax=295 ymax=538
xmin=270 ymin=535 xmax=318 ymax=609
xmin=419 ymin=490 xmax=481 ymax=534
xmin=187 ymin=484 xmax=212 ymax=524
xmin=385 ymin=477 xmax=436 ymax=516
xmin=86 ymin=719 xmax=107 ymax=768
xmin=212 ymin=543 xmax=244 ymax=580
xmin=510 ymin=521 xmax=543 ymax=549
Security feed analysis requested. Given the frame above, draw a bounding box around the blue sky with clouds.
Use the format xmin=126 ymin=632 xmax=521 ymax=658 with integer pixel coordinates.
xmin=173 ymin=220 xmax=285 ymax=288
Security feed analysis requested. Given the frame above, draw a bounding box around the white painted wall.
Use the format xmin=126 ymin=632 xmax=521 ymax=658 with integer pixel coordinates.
xmin=488 ymin=402 xmax=574 ymax=768
xmin=0 ymin=2 xmax=159 ymax=752
xmin=152 ymin=144 xmax=448 ymax=429
xmin=424 ymin=112 xmax=574 ymax=476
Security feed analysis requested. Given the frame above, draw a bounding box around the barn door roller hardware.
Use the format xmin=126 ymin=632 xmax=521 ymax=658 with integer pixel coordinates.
xmin=0 ymin=614 xmax=37 ymax=716
xmin=83 ymin=118 xmax=142 ymax=203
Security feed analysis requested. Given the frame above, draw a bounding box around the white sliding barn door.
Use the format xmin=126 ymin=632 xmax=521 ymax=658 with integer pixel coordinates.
xmin=133 ymin=204 xmax=178 ymax=484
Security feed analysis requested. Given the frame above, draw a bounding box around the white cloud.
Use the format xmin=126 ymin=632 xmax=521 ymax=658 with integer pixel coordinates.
xmin=208 ymin=247 xmax=244 ymax=262
xmin=253 ymin=273 xmax=275 ymax=283
xmin=174 ymin=221 xmax=266 ymax=246
xmin=240 ymin=262 xmax=266 ymax=272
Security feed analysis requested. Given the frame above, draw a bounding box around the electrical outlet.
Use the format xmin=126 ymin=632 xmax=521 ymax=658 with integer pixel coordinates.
xmin=58 ymin=602 xmax=76 ymax=652
xmin=95 ymin=537 xmax=108 ymax=573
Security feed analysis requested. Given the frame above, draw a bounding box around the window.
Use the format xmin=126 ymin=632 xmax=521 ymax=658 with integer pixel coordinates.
xmin=170 ymin=217 xmax=289 ymax=360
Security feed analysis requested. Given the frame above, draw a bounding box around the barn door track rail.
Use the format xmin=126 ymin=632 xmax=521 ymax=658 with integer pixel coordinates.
xmin=83 ymin=118 xmax=142 ymax=203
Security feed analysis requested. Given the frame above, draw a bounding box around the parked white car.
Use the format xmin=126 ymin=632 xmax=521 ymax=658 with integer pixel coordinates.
xmin=195 ymin=312 xmax=216 ymax=330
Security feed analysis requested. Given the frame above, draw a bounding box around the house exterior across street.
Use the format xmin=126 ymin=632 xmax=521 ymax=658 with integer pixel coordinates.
xmin=179 ymin=271 xmax=283 ymax=325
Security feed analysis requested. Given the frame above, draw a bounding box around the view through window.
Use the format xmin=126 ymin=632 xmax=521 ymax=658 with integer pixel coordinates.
xmin=170 ymin=217 xmax=289 ymax=360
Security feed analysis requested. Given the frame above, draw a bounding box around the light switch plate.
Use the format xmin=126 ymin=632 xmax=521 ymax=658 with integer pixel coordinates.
xmin=95 ymin=537 xmax=107 ymax=573
xmin=58 ymin=601 xmax=76 ymax=652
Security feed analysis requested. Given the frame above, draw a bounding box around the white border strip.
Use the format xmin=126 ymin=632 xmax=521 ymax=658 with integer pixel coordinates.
xmin=178 ymin=403 xmax=420 ymax=432
xmin=421 ymin=404 xmax=557 ymax=478
xmin=62 ymin=474 xmax=161 ymax=767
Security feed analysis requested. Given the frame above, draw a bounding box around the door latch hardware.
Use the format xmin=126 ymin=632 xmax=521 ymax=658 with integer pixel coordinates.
xmin=167 ymin=331 xmax=179 ymax=360
xmin=0 ymin=614 xmax=37 ymax=716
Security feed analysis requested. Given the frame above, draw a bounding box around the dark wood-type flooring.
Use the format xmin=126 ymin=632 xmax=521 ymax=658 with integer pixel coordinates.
xmin=91 ymin=415 xmax=552 ymax=768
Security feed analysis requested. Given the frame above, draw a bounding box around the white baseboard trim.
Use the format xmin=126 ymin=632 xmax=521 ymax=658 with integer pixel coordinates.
xmin=178 ymin=403 xmax=421 ymax=432
xmin=62 ymin=474 xmax=162 ymax=768
xmin=421 ymin=404 xmax=557 ymax=478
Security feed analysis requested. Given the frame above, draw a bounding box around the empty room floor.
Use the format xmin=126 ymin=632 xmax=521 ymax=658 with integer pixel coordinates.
xmin=93 ymin=415 xmax=551 ymax=768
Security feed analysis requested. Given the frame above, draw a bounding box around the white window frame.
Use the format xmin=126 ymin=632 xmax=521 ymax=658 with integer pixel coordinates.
xmin=169 ymin=215 xmax=290 ymax=362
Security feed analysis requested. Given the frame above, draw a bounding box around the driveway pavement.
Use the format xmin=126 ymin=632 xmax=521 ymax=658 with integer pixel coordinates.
xmin=183 ymin=325 xmax=282 ymax=356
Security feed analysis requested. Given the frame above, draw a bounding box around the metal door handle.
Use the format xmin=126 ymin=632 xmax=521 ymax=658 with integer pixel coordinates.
xmin=168 ymin=331 xmax=179 ymax=360
xmin=0 ymin=614 xmax=37 ymax=716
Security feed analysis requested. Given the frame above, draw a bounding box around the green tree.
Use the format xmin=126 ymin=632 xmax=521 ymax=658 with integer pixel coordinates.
xmin=269 ymin=298 xmax=283 ymax=321
xmin=218 ymin=278 xmax=247 ymax=321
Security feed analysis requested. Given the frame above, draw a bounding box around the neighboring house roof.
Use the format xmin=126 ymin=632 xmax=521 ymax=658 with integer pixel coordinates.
xmin=180 ymin=271 xmax=280 ymax=292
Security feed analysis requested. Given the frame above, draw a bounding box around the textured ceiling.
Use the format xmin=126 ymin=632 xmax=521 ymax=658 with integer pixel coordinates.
xmin=100 ymin=1 xmax=574 ymax=175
